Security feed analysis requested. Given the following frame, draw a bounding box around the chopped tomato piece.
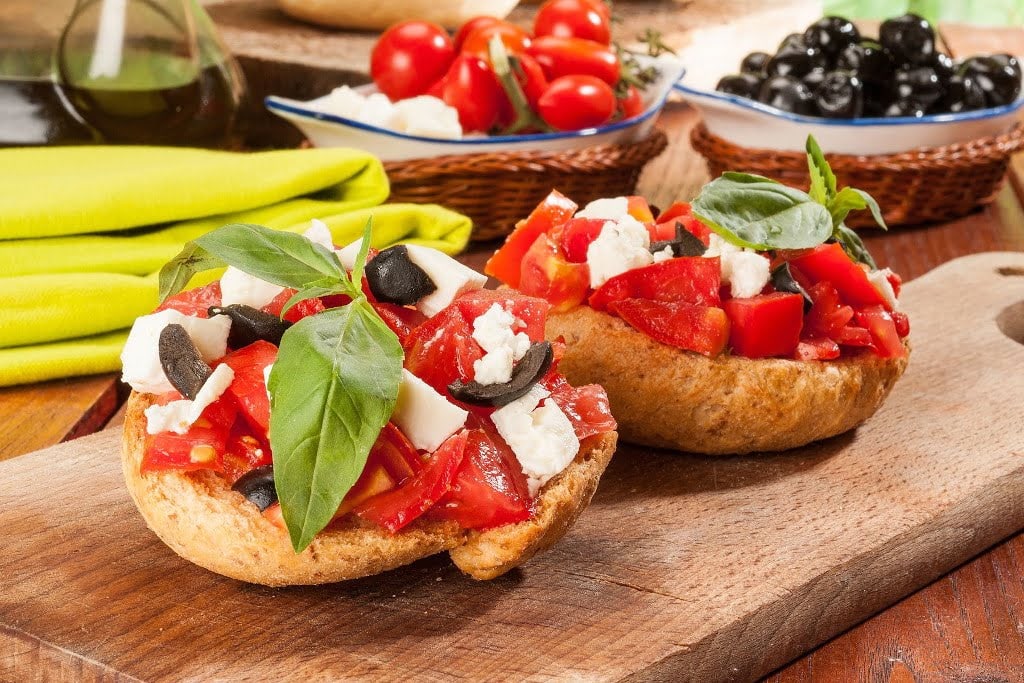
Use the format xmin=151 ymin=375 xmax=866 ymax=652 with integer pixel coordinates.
xmin=891 ymin=310 xmax=910 ymax=338
xmin=262 ymin=288 xmax=326 ymax=323
xmin=608 ymin=298 xmax=729 ymax=357
xmin=625 ymin=196 xmax=655 ymax=223
xmin=485 ymin=190 xmax=578 ymax=287
xmin=886 ymin=270 xmax=902 ymax=298
xmin=547 ymin=383 xmax=616 ymax=440
xmin=453 ymin=288 xmax=550 ymax=341
xmin=788 ymin=243 xmax=889 ymax=310
xmin=837 ymin=325 xmax=874 ymax=347
xmin=559 ymin=217 xmax=607 ymax=263
xmin=336 ymin=465 xmax=397 ymax=518
xmin=403 ymin=305 xmax=482 ymax=395
xmin=589 ymin=257 xmax=721 ymax=311
xmin=156 ymin=282 xmax=221 ymax=317
xmin=794 ymin=337 xmax=841 ymax=361
xmin=723 ymin=292 xmax=804 ymax=359
xmin=217 ymin=340 xmax=277 ymax=436
xmin=220 ymin=424 xmax=272 ymax=484
xmin=372 ymin=422 xmax=422 ymax=484
xmin=354 ymin=430 xmax=469 ymax=533
xmin=428 ymin=428 xmax=532 ymax=530
xmin=803 ymin=282 xmax=855 ymax=340
xmin=372 ymin=302 xmax=425 ymax=345
xmin=519 ymin=234 xmax=591 ymax=312
xmin=262 ymin=502 xmax=286 ymax=530
xmin=650 ymin=202 xmax=712 ymax=245
xmin=855 ymin=306 xmax=907 ymax=358
xmin=141 ymin=395 xmax=237 ymax=473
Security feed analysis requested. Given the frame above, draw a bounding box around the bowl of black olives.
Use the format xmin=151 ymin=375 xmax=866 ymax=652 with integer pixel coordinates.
xmin=674 ymin=14 xmax=1023 ymax=155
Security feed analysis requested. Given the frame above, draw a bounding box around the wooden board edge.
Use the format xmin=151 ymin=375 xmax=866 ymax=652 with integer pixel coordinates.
xmin=0 ymin=623 xmax=143 ymax=683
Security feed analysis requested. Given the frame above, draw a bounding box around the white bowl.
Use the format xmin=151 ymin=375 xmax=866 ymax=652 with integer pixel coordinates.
xmin=673 ymin=77 xmax=1024 ymax=155
xmin=266 ymin=55 xmax=685 ymax=161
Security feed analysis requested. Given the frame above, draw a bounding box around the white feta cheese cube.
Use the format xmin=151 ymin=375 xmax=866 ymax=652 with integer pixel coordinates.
xmin=144 ymin=363 xmax=235 ymax=435
xmin=404 ymin=244 xmax=487 ymax=317
xmin=318 ymin=85 xmax=366 ymax=119
xmin=469 ymin=303 xmax=531 ymax=385
xmin=575 ymin=196 xmax=629 ymax=221
xmin=392 ymin=369 xmax=468 ymax=452
xmin=652 ymin=245 xmax=674 ymax=263
xmin=868 ymin=268 xmax=900 ymax=310
xmin=585 ymin=215 xmax=653 ymax=288
xmin=723 ymin=251 xmax=771 ymax=299
xmin=335 ymin=238 xmax=364 ymax=270
xmin=120 ymin=310 xmax=231 ymax=394
xmin=390 ymin=96 xmax=463 ymax=139
xmin=361 ymin=93 xmax=396 ymax=125
xmin=303 ymin=219 xmax=335 ymax=251
xmin=219 ymin=266 xmax=285 ymax=310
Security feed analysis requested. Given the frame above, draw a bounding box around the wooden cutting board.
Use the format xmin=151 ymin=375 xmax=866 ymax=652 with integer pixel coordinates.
xmin=3 ymin=252 xmax=1024 ymax=682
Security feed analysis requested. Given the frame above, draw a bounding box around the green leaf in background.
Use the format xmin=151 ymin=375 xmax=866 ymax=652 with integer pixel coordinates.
xmin=823 ymin=0 xmax=1024 ymax=26
xmin=806 ymin=136 xmax=837 ymax=205
xmin=690 ymin=172 xmax=834 ymax=250
xmin=269 ymin=303 xmax=403 ymax=552
xmin=157 ymin=242 xmax=223 ymax=302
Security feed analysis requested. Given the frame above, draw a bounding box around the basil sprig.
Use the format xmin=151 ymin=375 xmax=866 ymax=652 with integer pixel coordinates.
xmin=690 ymin=135 xmax=886 ymax=267
xmin=159 ymin=222 xmax=403 ymax=552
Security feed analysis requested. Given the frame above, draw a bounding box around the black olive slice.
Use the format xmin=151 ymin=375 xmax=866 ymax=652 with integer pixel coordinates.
xmin=365 ymin=245 xmax=437 ymax=306
xmin=650 ymin=221 xmax=707 ymax=258
xmin=208 ymin=304 xmax=291 ymax=347
xmin=158 ymin=323 xmax=213 ymax=400
xmin=771 ymin=262 xmax=813 ymax=312
xmin=448 ymin=341 xmax=553 ymax=407
xmin=231 ymin=465 xmax=277 ymax=512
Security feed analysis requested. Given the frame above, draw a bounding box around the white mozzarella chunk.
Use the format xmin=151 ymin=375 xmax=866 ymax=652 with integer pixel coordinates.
xmin=361 ymin=93 xmax=396 ymax=124
xmin=120 ymin=310 xmax=231 ymax=394
xmin=303 ymin=219 xmax=335 ymax=251
xmin=144 ymin=364 xmax=235 ymax=435
xmin=470 ymin=303 xmax=531 ymax=385
xmin=585 ymin=215 xmax=653 ymax=288
xmin=316 ymin=85 xmax=366 ymax=118
xmin=335 ymin=238 xmax=364 ymax=270
xmin=219 ymin=266 xmax=284 ymax=309
xmin=491 ymin=384 xmax=579 ymax=496
xmin=404 ymin=244 xmax=487 ymax=317
xmin=392 ymin=369 xmax=468 ymax=452
xmin=724 ymin=251 xmax=771 ymax=299
xmin=868 ymin=268 xmax=900 ymax=310
xmin=652 ymin=245 xmax=674 ymax=263
xmin=575 ymin=196 xmax=629 ymax=221
xmin=473 ymin=346 xmax=516 ymax=385
xmin=390 ymin=96 xmax=463 ymax=139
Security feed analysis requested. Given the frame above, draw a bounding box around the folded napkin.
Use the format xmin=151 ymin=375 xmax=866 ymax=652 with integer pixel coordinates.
xmin=0 ymin=146 xmax=473 ymax=387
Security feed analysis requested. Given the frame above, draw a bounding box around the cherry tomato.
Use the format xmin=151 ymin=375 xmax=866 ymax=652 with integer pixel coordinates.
xmin=460 ymin=21 xmax=532 ymax=60
xmin=371 ymin=21 xmax=455 ymax=100
xmin=527 ymin=35 xmax=620 ymax=86
xmin=515 ymin=53 xmax=550 ymax=109
xmin=453 ymin=16 xmax=501 ymax=52
xmin=537 ymin=74 xmax=616 ymax=131
xmin=438 ymin=55 xmax=506 ymax=132
xmin=618 ymin=84 xmax=645 ymax=119
xmin=534 ymin=0 xmax=612 ymax=45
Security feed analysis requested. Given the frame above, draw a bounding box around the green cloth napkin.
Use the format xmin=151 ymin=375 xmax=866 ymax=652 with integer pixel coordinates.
xmin=0 ymin=146 xmax=473 ymax=387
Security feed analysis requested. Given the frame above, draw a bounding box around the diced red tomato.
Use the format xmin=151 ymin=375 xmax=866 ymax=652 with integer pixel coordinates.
xmin=334 ymin=423 xmax=423 ymax=518
xmin=156 ymin=282 xmax=221 ymax=317
xmin=788 ymin=243 xmax=889 ymax=310
xmin=559 ymin=217 xmax=606 ymax=263
xmin=354 ymin=430 xmax=469 ymax=533
xmin=337 ymin=466 xmax=397 ymax=518
xmin=722 ymin=292 xmax=804 ymax=359
xmin=886 ymin=270 xmax=902 ymax=298
xmin=794 ymin=337 xmax=840 ymax=361
xmin=608 ymin=298 xmax=729 ymax=357
xmin=428 ymin=428 xmax=532 ymax=530
xmin=372 ymin=301 xmax=426 ymax=345
xmin=547 ymin=383 xmax=616 ymax=439
xmin=837 ymin=325 xmax=874 ymax=348
xmin=262 ymin=288 xmax=326 ymax=323
xmin=262 ymin=502 xmax=286 ymax=530
xmin=892 ymin=310 xmax=910 ymax=338
xmin=650 ymin=202 xmax=712 ymax=245
xmin=485 ymin=190 xmax=578 ymax=288
xmin=625 ymin=196 xmax=655 ymax=223
xmin=589 ymin=257 xmax=721 ymax=311
xmin=403 ymin=305 xmax=482 ymax=394
xmin=141 ymin=395 xmax=237 ymax=473
xmin=220 ymin=423 xmax=272 ymax=484
xmin=217 ymin=340 xmax=277 ymax=436
xmin=855 ymin=306 xmax=907 ymax=358
xmin=453 ymin=288 xmax=550 ymax=341
xmin=803 ymin=282 xmax=855 ymax=340
xmin=519 ymin=234 xmax=591 ymax=312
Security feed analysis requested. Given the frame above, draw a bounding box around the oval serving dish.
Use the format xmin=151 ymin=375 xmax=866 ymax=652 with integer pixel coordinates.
xmin=266 ymin=55 xmax=685 ymax=162
xmin=673 ymin=76 xmax=1024 ymax=156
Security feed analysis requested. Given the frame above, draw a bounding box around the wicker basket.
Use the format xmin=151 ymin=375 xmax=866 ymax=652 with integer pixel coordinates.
xmin=690 ymin=122 xmax=1024 ymax=227
xmin=383 ymin=129 xmax=669 ymax=241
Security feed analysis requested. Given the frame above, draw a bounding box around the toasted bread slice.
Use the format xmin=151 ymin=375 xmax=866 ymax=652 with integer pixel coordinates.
xmin=122 ymin=392 xmax=617 ymax=586
xmin=547 ymin=305 xmax=908 ymax=454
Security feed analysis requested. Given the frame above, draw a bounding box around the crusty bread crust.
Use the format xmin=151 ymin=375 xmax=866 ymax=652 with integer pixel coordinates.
xmin=547 ymin=305 xmax=908 ymax=454
xmin=122 ymin=392 xmax=616 ymax=586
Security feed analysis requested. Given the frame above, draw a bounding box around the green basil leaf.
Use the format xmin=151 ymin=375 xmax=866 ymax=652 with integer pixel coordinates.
xmin=806 ymin=135 xmax=837 ymax=203
xmin=157 ymin=242 xmax=223 ymax=302
xmin=691 ymin=174 xmax=834 ymax=250
xmin=834 ymin=224 xmax=878 ymax=270
xmin=851 ymin=187 xmax=887 ymax=230
xmin=826 ymin=186 xmax=867 ymax=228
xmin=194 ymin=223 xmax=347 ymax=292
xmin=350 ymin=218 xmax=374 ymax=285
xmin=269 ymin=302 xmax=403 ymax=552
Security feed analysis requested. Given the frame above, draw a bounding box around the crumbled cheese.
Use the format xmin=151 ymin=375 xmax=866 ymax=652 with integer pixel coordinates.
xmin=303 ymin=219 xmax=335 ymax=251
xmin=491 ymin=384 xmax=580 ymax=496
xmin=652 ymin=245 xmax=675 ymax=263
xmin=703 ymin=233 xmax=770 ymax=299
xmin=220 ymin=266 xmax=285 ymax=309
xmin=471 ymin=303 xmax=531 ymax=385
xmin=392 ymin=369 xmax=468 ymax=452
xmin=868 ymin=268 xmax=900 ymax=310
xmin=585 ymin=215 xmax=653 ymax=288
xmin=314 ymin=85 xmax=463 ymax=139
xmin=575 ymin=196 xmax=630 ymax=221
xmin=404 ymin=244 xmax=487 ymax=317
xmin=120 ymin=310 xmax=231 ymax=394
xmin=335 ymin=238 xmax=364 ymax=270
xmin=144 ymin=364 xmax=235 ymax=435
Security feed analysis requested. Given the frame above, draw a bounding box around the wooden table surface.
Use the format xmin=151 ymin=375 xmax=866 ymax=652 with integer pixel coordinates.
xmin=2 ymin=19 xmax=1024 ymax=683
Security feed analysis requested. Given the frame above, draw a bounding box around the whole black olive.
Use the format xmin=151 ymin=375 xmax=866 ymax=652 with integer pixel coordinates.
xmin=231 ymin=465 xmax=277 ymax=512
xmin=158 ymin=323 xmax=212 ymax=401
xmin=803 ymin=68 xmax=827 ymax=91
xmin=741 ymin=51 xmax=772 ymax=75
xmin=836 ymin=41 xmax=894 ymax=87
xmin=959 ymin=55 xmax=1022 ymax=107
xmin=892 ymin=66 xmax=944 ymax=109
xmin=879 ymin=13 xmax=935 ymax=66
xmin=715 ymin=73 xmax=763 ymax=99
xmin=802 ymin=16 xmax=859 ymax=60
xmin=208 ymin=304 xmax=291 ymax=348
xmin=778 ymin=33 xmax=805 ymax=52
xmin=861 ymin=83 xmax=892 ymax=117
xmin=937 ymin=74 xmax=986 ymax=113
xmin=884 ymin=98 xmax=927 ymax=118
xmin=448 ymin=342 xmax=554 ymax=407
xmin=767 ymin=45 xmax=826 ymax=79
xmin=931 ymin=52 xmax=955 ymax=82
xmin=364 ymin=245 xmax=437 ymax=306
xmin=815 ymin=71 xmax=864 ymax=118
xmin=758 ymin=75 xmax=816 ymax=115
